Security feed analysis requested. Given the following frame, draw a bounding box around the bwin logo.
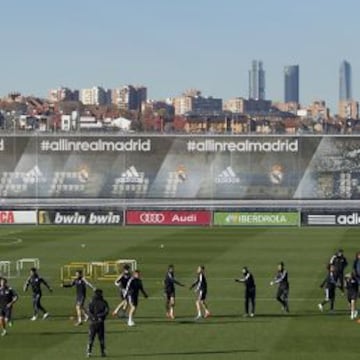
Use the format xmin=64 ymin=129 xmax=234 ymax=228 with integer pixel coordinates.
xmin=337 ymin=213 xmax=360 ymax=225
xmin=215 ymin=167 xmax=240 ymax=184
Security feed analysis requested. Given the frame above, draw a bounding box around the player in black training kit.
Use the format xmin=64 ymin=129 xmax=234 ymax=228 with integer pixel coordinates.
xmin=123 ymin=270 xmax=148 ymax=327
xmin=112 ymin=264 xmax=132 ymax=318
xmin=270 ymin=262 xmax=289 ymax=313
xmin=86 ymin=289 xmax=109 ymax=358
xmin=164 ymin=264 xmax=184 ymax=319
xmin=329 ymin=249 xmax=348 ymax=292
xmin=62 ymin=270 xmax=95 ymax=326
xmin=23 ymin=267 xmax=52 ymax=321
xmin=352 ymin=251 xmax=360 ymax=284
xmin=0 ymin=277 xmax=18 ymax=336
xmin=190 ymin=265 xmax=211 ymax=320
xmin=318 ymin=264 xmax=338 ymax=312
xmin=235 ymin=267 xmax=256 ymax=317
xmin=345 ymin=271 xmax=358 ymax=320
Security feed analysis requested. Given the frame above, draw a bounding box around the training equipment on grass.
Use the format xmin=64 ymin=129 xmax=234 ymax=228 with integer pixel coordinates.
xmin=0 ymin=260 xmax=12 ymax=278
xmin=60 ymin=259 xmax=137 ymax=282
xmin=16 ymin=258 xmax=40 ymax=276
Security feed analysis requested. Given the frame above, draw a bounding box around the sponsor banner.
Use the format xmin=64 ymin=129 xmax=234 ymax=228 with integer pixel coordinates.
xmin=126 ymin=210 xmax=211 ymax=226
xmin=214 ymin=211 xmax=299 ymax=226
xmin=0 ymin=210 xmax=37 ymax=224
xmin=303 ymin=211 xmax=360 ymax=226
xmin=38 ymin=209 xmax=123 ymax=225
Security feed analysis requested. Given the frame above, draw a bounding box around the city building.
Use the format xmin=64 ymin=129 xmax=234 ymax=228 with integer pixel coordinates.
xmin=80 ymin=86 xmax=110 ymax=106
xmin=224 ymin=97 xmax=271 ymax=113
xmin=174 ymin=90 xmax=222 ymax=115
xmin=48 ymin=87 xmax=78 ymax=103
xmin=338 ymin=100 xmax=359 ymax=119
xmin=339 ymin=60 xmax=352 ymax=101
xmin=308 ymin=100 xmax=330 ymax=120
xmin=273 ymin=101 xmax=300 ymax=114
xmin=249 ymin=60 xmax=265 ymax=100
xmin=284 ymin=65 xmax=299 ymax=103
xmin=113 ymin=85 xmax=147 ymax=111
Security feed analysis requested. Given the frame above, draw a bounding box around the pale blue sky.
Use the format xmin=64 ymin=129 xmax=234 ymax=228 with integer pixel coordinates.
xmin=0 ymin=0 xmax=358 ymax=110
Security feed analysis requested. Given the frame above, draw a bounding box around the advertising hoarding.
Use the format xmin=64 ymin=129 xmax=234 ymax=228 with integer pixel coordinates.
xmin=1 ymin=135 xmax=360 ymax=200
xmin=214 ymin=211 xmax=299 ymax=226
xmin=38 ymin=209 xmax=123 ymax=225
xmin=0 ymin=210 xmax=37 ymax=224
xmin=126 ymin=210 xmax=212 ymax=226
xmin=302 ymin=211 xmax=360 ymax=226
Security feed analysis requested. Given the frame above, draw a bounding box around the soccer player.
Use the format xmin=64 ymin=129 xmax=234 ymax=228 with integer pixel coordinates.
xmin=329 ymin=249 xmax=348 ymax=291
xmin=123 ymin=270 xmax=148 ymax=327
xmin=164 ymin=264 xmax=185 ymax=319
xmin=62 ymin=270 xmax=95 ymax=326
xmin=0 ymin=277 xmax=18 ymax=336
xmin=318 ymin=264 xmax=338 ymax=312
xmin=190 ymin=265 xmax=211 ymax=320
xmin=353 ymin=251 xmax=360 ymax=284
xmin=235 ymin=266 xmax=256 ymax=317
xmin=345 ymin=271 xmax=358 ymax=320
xmin=112 ymin=264 xmax=132 ymax=318
xmin=270 ymin=262 xmax=289 ymax=313
xmin=86 ymin=289 xmax=109 ymax=358
xmin=23 ymin=267 xmax=52 ymax=321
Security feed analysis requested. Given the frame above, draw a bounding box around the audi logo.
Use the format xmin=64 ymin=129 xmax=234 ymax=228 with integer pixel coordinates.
xmin=139 ymin=213 xmax=165 ymax=224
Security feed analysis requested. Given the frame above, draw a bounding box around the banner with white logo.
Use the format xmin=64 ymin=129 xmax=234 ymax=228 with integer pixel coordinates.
xmin=38 ymin=209 xmax=123 ymax=225
xmin=3 ymin=135 xmax=360 ymax=200
xmin=126 ymin=210 xmax=212 ymax=226
xmin=214 ymin=211 xmax=299 ymax=226
xmin=302 ymin=211 xmax=360 ymax=226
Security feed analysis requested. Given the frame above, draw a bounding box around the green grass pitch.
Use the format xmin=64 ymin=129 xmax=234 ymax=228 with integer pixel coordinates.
xmin=0 ymin=226 xmax=360 ymax=360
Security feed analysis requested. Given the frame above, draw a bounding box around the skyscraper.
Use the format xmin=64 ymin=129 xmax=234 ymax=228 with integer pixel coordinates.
xmin=284 ymin=65 xmax=299 ymax=103
xmin=339 ymin=60 xmax=352 ymax=101
xmin=248 ymin=60 xmax=265 ymax=100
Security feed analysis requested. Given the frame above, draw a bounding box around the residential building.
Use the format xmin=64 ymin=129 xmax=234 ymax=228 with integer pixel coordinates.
xmin=338 ymin=100 xmax=359 ymax=119
xmin=308 ymin=100 xmax=330 ymax=120
xmin=224 ymin=97 xmax=271 ymax=113
xmin=174 ymin=91 xmax=222 ymax=115
xmin=80 ymin=86 xmax=109 ymax=106
xmin=113 ymin=85 xmax=147 ymax=111
xmin=284 ymin=65 xmax=299 ymax=103
xmin=48 ymin=87 xmax=76 ymax=103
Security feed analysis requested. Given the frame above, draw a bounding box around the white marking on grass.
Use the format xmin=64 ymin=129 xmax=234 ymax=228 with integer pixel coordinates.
xmin=0 ymin=237 xmax=23 ymax=246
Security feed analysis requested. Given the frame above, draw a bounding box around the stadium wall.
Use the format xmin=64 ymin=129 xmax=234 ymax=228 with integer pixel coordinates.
xmin=1 ymin=134 xmax=360 ymax=201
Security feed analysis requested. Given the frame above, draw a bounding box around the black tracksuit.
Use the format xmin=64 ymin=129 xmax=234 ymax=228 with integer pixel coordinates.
xmin=190 ymin=273 xmax=208 ymax=301
xmin=0 ymin=286 xmax=18 ymax=319
xmin=124 ymin=277 xmax=148 ymax=306
xmin=114 ymin=271 xmax=131 ymax=299
xmin=87 ymin=292 xmax=109 ymax=356
xmin=273 ymin=270 xmax=289 ymax=312
xmin=164 ymin=271 xmax=183 ymax=300
xmin=24 ymin=274 xmax=52 ymax=316
xmin=63 ymin=277 xmax=94 ymax=305
xmin=330 ymin=254 xmax=348 ymax=291
xmin=345 ymin=275 xmax=359 ymax=303
xmin=320 ymin=270 xmax=338 ymax=310
xmin=236 ymin=272 xmax=256 ymax=315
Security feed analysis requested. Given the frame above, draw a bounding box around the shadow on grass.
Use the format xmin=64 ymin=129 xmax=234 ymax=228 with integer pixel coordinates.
xmin=124 ymin=349 xmax=257 ymax=357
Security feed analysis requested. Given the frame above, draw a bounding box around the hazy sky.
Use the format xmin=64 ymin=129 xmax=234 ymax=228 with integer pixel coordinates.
xmin=0 ymin=0 xmax=358 ymax=110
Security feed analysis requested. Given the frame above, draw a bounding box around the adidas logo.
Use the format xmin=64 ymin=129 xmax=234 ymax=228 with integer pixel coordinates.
xmin=116 ymin=166 xmax=144 ymax=184
xmin=215 ymin=167 xmax=240 ymax=184
xmin=23 ymin=165 xmax=46 ymax=184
